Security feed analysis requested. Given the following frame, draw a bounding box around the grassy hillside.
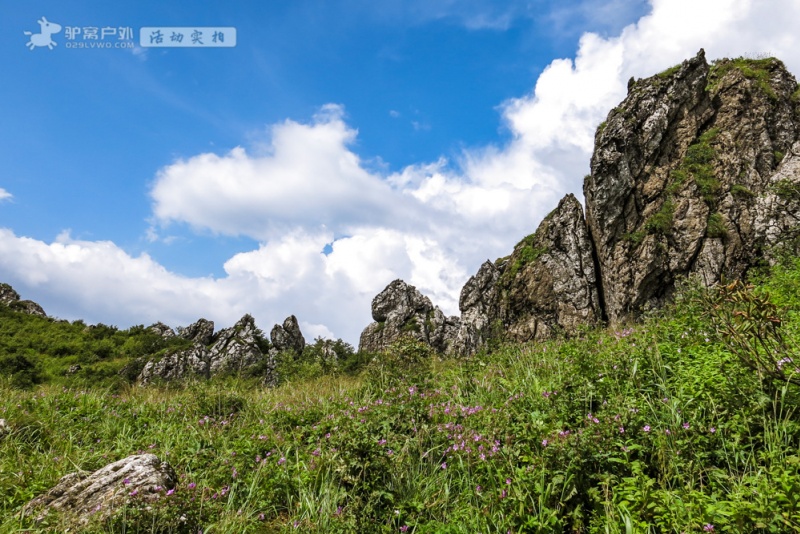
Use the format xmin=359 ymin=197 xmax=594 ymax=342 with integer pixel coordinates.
xmin=2 ymin=258 xmax=800 ymax=532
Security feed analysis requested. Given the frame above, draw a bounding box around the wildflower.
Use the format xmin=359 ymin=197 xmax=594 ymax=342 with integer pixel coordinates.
xmin=441 ymin=462 xmax=447 ymax=469
xmin=166 ymin=488 xmax=175 ymax=496
xmin=541 ymin=439 xmax=548 ymax=447
xmin=665 ymin=429 xmax=671 ymax=435
xmin=500 ymin=489 xmax=507 ymax=499
xmin=258 ymin=513 xmax=265 ymax=521
xmin=123 ymin=478 xmax=131 ymax=485
xmin=378 ymin=439 xmax=387 ymax=446
xmin=592 ymin=417 xmax=600 ymax=424
xmin=710 ymin=427 xmax=716 ymax=434
xmin=187 ymin=482 xmax=197 ymax=490
xmin=129 ymin=489 xmax=138 ymax=496
xmin=643 ymin=425 xmax=651 ymax=432
xmin=312 ymin=448 xmax=321 ymax=456
xmin=476 ymin=485 xmax=482 ymax=493
xmin=387 ymin=449 xmax=394 ymax=456
xmin=505 ymin=478 xmax=511 ymax=485
xmin=682 ymin=422 xmax=690 ymax=430
xmin=619 ymin=427 xmax=625 ymax=434
xmin=278 ymin=457 xmax=286 ymax=465
xmin=704 ymin=525 xmax=714 ymax=532
xmin=400 ymin=527 xmax=409 ymax=532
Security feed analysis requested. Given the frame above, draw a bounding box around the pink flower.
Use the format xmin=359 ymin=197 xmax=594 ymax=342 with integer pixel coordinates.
xmin=441 ymin=462 xmax=447 ymax=469
xmin=643 ymin=425 xmax=651 ymax=432
xmin=187 ymin=482 xmax=197 ymax=490
xmin=704 ymin=524 xmax=714 ymax=532
xmin=541 ymin=439 xmax=548 ymax=447
xmin=129 ymin=489 xmax=138 ymax=496
xmin=166 ymin=488 xmax=175 ymax=496
xmin=682 ymin=422 xmax=690 ymax=430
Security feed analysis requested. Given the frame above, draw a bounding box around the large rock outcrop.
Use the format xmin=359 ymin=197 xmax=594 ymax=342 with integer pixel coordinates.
xmin=358 ymin=280 xmax=459 ymax=354
xmin=139 ymin=315 xmax=278 ymax=384
xmin=585 ymin=50 xmax=800 ymax=323
xmin=358 ymin=51 xmax=800 ymax=356
xmin=23 ymin=454 xmax=177 ymax=524
xmin=0 ymin=282 xmax=46 ymax=317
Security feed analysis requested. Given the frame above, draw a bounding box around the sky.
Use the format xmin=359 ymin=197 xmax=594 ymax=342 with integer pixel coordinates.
xmin=1 ymin=0 xmax=799 ymax=346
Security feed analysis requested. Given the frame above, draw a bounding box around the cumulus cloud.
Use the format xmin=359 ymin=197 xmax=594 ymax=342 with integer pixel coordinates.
xmin=0 ymin=188 xmax=12 ymax=202
xmin=4 ymin=0 xmax=800 ymax=344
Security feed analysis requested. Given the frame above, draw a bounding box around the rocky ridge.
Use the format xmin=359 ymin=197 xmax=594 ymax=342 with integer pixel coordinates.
xmin=138 ymin=314 xmax=306 ymax=385
xmin=359 ymin=51 xmax=800 ymax=356
xmin=0 ymin=282 xmax=46 ymax=317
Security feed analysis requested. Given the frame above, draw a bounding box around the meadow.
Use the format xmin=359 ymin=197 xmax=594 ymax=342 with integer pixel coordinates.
xmin=2 ymin=258 xmax=800 ymax=532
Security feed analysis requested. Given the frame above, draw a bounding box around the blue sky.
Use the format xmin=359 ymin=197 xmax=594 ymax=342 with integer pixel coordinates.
xmin=1 ymin=0 xmax=799 ymax=344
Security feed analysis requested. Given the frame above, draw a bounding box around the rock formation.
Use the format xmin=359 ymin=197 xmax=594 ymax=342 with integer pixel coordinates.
xmin=270 ymin=315 xmax=305 ymax=355
xmin=0 ymin=418 xmax=9 ymax=440
xmin=139 ymin=314 xmax=281 ymax=384
xmin=359 ymin=51 xmax=800 ymax=356
xmin=359 ymin=279 xmax=459 ymax=354
xmin=586 ymin=50 xmax=800 ymax=323
xmin=0 ymin=282 xmax=46 ymax=317
xmin=24 ymin=454 xmax=176 ymax=524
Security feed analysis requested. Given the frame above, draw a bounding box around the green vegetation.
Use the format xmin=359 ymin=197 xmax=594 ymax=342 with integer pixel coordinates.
xmin=707 ymin=57 xmax=781 ymax=100
xmin=0 ymin=307 xmax=193 ymax=389
xmin=730 ymin=184 xmax=755 ymax=198
xmin=656 ymin=63 xmax=681 ymax=79
xmin=4 ymin=258 xmax=800 ymax=531
xmin=705 ymin=212 xmax=728 ymax=238
xmin=644 ymin=200 xmax=675 ymax=237
xmin=775 ymin=151 xmax=786 ymax=166
xmin=774 ymin=178 xmax=800 ymax=201
xmin=504 ymin=233 xmax=547 ymax=281
xmin=792 ymin=84 xmax=800 ymax=103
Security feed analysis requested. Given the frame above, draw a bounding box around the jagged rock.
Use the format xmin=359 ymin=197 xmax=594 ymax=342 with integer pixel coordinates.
xmin=755 ymin=141 xmax=800 ymax=257
xmin=0 ymin=419 xmax=9 ymax=440
xmin=450 ymin=260 xmax=503 ymax=356
xmin=452 ymin=194 xmax=602 ymax=354
xmin=0 ymin=283 xmax=46 ymax=317
xmin=501 ymin=194 xmax=602 ymax=341
xmin=208 ymin=314 xmax=266 ymax=374
xmin=178 ymin=318 xmax=214 ymax=345
xmin=147 ymin=322 xmax=176 ymax=339
xmin=358 ymin=279 xmax=460 ymax=354
xmin=585 ymin=50 xmax=800 ymax=324
xmin=139 ymin=315 xmax=276 ymax=385
xmin=66 ymin=365 xmax=82 ymax=375
xmin=0 ymin=283 xmax=20 ymax=305
xmin=270 ymin=315 xmax=305 ymax=355
xmin=138 ymin=344 xmax=208 ymax=383
xmin=23 ymin=454 xmax=177 ymax=524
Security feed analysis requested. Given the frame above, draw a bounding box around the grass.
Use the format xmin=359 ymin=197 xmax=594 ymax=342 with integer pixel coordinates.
xmin=3 ymin=259 xmax=800 ymax=532
xmin=707 ymin=57 xmax=782 ymax=100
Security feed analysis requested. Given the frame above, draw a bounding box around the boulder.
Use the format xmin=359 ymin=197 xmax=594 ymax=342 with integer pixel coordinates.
xmin=0 ymin=283 xmax=20 ymax=305
xmin=24 ymin=454 xmax=177 ymax=524
xmin=358 ymin=279 xmax=460 ymax=354
xmin=0 ymin=418 xmax=9 ymax=440
xmin=270 ymin=315 xmax=305 ymax=355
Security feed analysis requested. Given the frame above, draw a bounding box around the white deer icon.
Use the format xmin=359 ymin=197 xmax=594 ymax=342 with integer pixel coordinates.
xmin=24 ymin=17 xmax=62 ymax=50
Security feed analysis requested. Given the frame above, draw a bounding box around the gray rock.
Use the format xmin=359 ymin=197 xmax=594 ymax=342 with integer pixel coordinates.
xmin=0 ymin=419 xmax=9 ymax=440
xmin=358 ymin=279 xmax=460 ymax=354
xmin=23 ymin=454 xmax=177 ymax=525
xmin=178 ymin=318 xmax=215 ymax=345
xmin=270 ymin=315 xmax=305 ymax=355
xmin=0 ymin=283 xmax=47 ymax=317
xmin=450 ymin=260 xmax=503 ymax=356
xmin=139 ymin=315 xmax=277 ymax=385
xmin=0 ymin=283 xmax=21 ymax=305
xmin=147 ymin=322 xmax=176 ymax=339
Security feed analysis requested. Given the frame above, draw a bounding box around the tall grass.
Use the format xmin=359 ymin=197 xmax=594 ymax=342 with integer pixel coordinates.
xmin=2 ymin=261 xmax=800 ymax=532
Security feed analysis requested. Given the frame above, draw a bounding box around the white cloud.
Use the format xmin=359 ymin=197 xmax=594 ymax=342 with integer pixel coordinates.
xmin=0 ymin=188 xmax=12 ymax=202
xmin=4 ymin=0 xmax=800 ymax=345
